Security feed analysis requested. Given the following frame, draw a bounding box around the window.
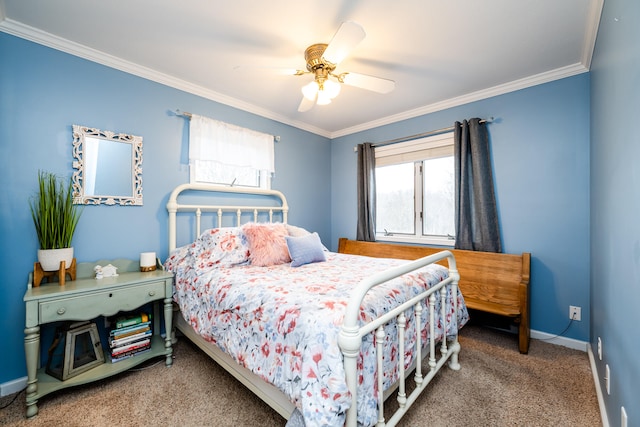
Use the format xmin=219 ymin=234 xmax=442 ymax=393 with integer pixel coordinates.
xmin=189 ymin=114 xmax=274 ymax=189
xmin=375 ymin=132 xmax=455 ymax=246
xmin=191 ymin=161 xmax=270 ymax=189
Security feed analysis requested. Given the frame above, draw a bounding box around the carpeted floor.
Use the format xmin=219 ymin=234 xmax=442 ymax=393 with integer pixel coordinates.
xmin=0 ymin=324 xmax=601 ymax=426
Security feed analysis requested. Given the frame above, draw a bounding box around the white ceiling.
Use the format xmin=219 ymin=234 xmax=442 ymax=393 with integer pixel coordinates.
xmin=0 ymin=0 xmax=603 ymax=138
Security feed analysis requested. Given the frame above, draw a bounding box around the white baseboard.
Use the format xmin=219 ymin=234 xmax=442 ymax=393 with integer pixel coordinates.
xmin=1 ymin=376 xmax=26 ymax=397
xmin=588 ymin=345 xmax=609 ymax=427
xmin=530 ymin=329 xmax=588 ymax=351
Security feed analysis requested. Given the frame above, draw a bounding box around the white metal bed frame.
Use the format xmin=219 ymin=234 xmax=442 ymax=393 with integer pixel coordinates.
xmin=166 ymin=183 xmax=462 ymax=427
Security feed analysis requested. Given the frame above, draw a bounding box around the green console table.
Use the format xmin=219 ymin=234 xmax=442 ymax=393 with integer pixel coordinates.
xmin=23 ymin=259 xmax=173 ymax=418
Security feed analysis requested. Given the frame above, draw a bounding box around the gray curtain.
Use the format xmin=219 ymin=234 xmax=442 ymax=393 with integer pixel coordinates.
xmin=454 ymin=119 xmax=501 ymax=252
xmin=356 ymin=143 xmax=376 ymax=241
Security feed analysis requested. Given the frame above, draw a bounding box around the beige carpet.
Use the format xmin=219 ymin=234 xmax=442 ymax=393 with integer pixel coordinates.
xmin=0 ymin=324 xmax=601 ymax=427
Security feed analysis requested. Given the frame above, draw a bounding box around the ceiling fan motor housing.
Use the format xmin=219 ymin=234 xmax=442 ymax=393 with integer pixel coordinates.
xmin=305 ymin=44 xmax=336 ymax=72
xmin=305 ymin=43 xmax=337 ymax=89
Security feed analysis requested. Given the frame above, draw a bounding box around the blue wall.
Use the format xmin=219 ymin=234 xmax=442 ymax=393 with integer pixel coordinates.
xmin=0 ymin=33 xmax=331 ymax=384
xmin=1 ymin=29 xmax=597 ymax=396
xmin=590 ymin=0 xmax=640 ymax=425
xmin=331 ymin=75 xmax=591 ymax=343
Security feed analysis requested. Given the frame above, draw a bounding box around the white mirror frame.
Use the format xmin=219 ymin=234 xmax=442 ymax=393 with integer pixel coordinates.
xmin=72 ymin=125 xmax=143 ymax=206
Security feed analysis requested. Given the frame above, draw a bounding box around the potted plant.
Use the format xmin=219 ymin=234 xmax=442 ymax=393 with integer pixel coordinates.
xmin=30 ymin=170 xmax=83 ymax=271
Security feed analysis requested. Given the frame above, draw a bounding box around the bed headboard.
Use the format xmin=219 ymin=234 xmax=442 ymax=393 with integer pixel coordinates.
xmin=166 ymin=183 xmax=289 ymax=252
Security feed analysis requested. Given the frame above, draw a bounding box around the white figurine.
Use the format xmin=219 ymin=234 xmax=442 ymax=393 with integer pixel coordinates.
xmin=94 ymin=264 xmax=118 ymax=279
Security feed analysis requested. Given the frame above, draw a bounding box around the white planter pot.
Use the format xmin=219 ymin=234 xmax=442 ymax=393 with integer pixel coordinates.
xmin=38 ymin=247 xmax=74 ymax=271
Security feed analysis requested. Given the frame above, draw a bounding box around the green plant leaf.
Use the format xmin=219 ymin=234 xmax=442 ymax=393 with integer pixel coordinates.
xmin=30 ymin=170 xmax=83 ymax=249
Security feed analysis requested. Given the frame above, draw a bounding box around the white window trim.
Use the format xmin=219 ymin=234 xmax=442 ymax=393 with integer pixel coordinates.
xmin=375 ymin=234 xmax=456 ymax=247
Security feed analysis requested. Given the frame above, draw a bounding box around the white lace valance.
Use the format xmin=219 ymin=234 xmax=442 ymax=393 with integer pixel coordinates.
xmin=189 ymin=114 xmax=274 ymax=173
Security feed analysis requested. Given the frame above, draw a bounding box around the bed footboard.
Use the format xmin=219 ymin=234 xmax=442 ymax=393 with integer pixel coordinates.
xmin=339 ymin=251 xmax=461 ymax=427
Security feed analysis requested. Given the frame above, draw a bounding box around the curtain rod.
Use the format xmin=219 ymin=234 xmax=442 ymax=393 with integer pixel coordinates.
xmin=174 ymin=109 xmax=280 ymax=142
xmin=175 ymin=109 xmax=192 ymax=118
xmin=369 ymin=116 xmax=494 ymax=149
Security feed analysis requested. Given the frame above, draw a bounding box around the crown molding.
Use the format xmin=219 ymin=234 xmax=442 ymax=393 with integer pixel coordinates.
xmin=581 ymin=0 xmax=604 ymax=70
xmin=1 ymin=13 xmax=594 ymax=141
xmin=330 ymin=63 xmax=589 ymax=138
xmin=0 ymin=18 xmax=332 ymax=138
xmin=331 ymin=0 xmax=602 ymax=138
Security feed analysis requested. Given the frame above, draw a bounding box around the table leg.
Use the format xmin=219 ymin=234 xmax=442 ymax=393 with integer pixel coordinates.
xmin=24 ymin=325 xmax=40 ymax=418
xmin=163 ymin=297 xmax=173 ymax=367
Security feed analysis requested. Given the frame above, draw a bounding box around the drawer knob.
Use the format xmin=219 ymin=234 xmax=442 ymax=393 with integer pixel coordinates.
xmin=148 ymin=290 xmax=156 ymax=296
xmin=57 ymin=307 xmax=66 ymax=315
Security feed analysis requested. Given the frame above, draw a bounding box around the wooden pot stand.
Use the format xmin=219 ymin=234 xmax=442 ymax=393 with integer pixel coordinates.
xmin=33 ymin=258 xmax=77 ymax=287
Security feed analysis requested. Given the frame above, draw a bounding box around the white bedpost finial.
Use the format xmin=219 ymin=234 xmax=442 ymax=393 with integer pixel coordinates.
xmin=196 ymin=208 xmax=202 ymax=238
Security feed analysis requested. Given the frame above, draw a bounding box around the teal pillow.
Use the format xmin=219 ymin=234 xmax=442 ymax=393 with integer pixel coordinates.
xmin=286 ymin=232 xmax=327 ymax=267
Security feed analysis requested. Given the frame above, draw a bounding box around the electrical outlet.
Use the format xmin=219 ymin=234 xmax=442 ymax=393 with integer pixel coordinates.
xmin=621 ymin=406 xmax=627 ymax=427
xmin=605 ymin=364 xmax=610 ymax=395
xmin=569 ymin=305 xmax=581 ymax=321
xmin=598 ymin=337 xmax=602 ymax=360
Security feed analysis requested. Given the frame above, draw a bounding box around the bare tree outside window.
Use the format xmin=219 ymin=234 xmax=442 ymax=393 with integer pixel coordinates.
xmin=376 ymin=163 xmax=414 ymax=234
xmin=422 ymin=156 xmax=454 ymax=236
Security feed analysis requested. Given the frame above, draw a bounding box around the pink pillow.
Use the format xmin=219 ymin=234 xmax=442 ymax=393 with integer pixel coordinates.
xmin=242 ymin=223 xmax=291 ymax=266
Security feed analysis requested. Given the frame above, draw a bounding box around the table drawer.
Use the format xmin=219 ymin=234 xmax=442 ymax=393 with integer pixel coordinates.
xmin=39 ymin=281 xmax=166 ymax=323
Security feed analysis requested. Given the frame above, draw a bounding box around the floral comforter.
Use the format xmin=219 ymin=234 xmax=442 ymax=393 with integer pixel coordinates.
xmin=166 ymin=236 xmax=468 ymax=427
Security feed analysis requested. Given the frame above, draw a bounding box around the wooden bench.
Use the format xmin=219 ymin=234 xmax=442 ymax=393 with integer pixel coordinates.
xmin=337 ymin=238 xmax=532 ymax=353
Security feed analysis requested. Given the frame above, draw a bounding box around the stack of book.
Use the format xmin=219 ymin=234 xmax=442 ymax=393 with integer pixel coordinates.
xmin=108 ymin=312 xmax=152 ymax=363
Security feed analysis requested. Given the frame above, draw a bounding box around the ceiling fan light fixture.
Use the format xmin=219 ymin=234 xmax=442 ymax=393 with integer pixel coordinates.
xmin=302 ymin=78 xmax=341 ymax=105
xmin=301 ymin=81 xmax=318 ymax=101
xmin=322 ymin=79 xmax=341 ymax=99
xmin=316 ymin=90 xmax=332 ymax=105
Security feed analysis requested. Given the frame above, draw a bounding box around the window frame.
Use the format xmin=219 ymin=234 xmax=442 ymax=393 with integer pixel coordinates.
xmin=190 ymin=162 xmax=271 ymax=189
xmin=374 ymin=132 xmax=455 ymax=247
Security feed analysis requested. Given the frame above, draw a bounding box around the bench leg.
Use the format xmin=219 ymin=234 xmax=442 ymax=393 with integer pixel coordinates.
xmin=518 ymin=319 xmax=530 ymax=354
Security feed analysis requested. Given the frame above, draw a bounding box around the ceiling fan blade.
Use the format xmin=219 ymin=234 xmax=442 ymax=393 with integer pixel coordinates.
xmin=322 ymin=21 xmax=366 ymax=65
xmin=342 ymin=72 xmax=395 ymax=94
xmin=298 ymin=95 xmax=315 ymax=112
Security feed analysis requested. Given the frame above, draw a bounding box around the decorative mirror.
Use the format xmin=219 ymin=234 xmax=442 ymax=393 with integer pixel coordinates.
xmin=72 ymin=125 xmax=143 ymax=205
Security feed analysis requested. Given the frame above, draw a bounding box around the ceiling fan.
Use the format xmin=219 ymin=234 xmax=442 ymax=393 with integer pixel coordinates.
xmin=294 ymin=21 xmax=395 ymax=112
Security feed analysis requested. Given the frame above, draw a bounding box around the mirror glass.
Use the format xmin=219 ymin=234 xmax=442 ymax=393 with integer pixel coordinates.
xmin=72 ymin=125 xmax=143 ymax=205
